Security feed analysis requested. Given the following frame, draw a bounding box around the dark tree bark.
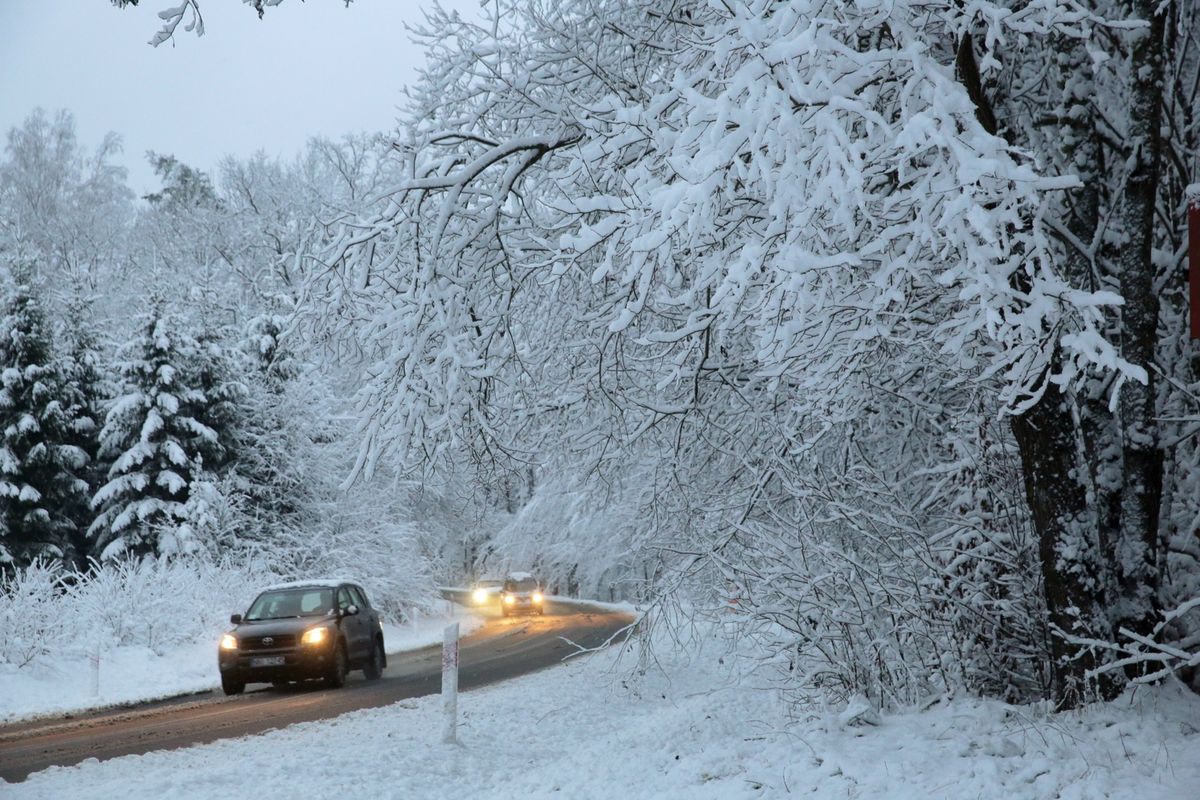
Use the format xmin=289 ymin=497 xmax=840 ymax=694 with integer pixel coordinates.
xmin=958 ymin=32 xmax=1120 ymax=707
xmin=1112 ymin=0 xmax=1166 ymax=648
xmin=1047 ymin=29 xmax=1124 ymax=587
xmin=1010 ymin=373 xmax=1117 ymax=707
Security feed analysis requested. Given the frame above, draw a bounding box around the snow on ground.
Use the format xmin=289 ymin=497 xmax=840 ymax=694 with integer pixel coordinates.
xmin=0 ymin=610 xmax=484 ymax=724
xmin=6 ymin=622 xmax=1198 ymax=799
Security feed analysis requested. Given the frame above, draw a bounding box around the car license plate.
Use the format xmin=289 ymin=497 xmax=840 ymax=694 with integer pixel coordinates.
xmin=251 ymin=656 xmax=285 ymax=667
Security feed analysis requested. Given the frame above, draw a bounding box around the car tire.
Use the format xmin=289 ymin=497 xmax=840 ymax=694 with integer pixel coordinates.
xmin=221 ymin=676 xmax=245 ymax=696
xmin=271 ymin=680 xmax=290 ymax=690
xmin=325 ymin=643 xmax=348 ymax=689
xmin=364 ymin=639 xmax=384 ymax=681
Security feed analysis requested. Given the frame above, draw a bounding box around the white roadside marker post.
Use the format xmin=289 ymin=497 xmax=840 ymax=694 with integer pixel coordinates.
xmin=442 ymin=621 xmax=460 ymax=744
xmin=89 ymin=639 xmax=100 ymax=697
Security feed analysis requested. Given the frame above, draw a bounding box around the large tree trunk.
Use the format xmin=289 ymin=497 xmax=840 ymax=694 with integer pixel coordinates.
xmin=1010 ymin=376 xmax=1117 ymax=708
xmin=1112 ymin=0 xmax=1166 ymax=647
xmin=960 ymin=31 xmax=1119 ymax=708
xmin=1047 ymin=29 xmax=1124 ymax=589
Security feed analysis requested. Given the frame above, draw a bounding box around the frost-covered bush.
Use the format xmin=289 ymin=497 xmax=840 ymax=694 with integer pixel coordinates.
xmin=1 ymin=557 xmax=262 ymax=667
xmin=0 ymin=560 xmax=67 ymax=668
xmin=59 ymin=557 xmax=267 ymax=654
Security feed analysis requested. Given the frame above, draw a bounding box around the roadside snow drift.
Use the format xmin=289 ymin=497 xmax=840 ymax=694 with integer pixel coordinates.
xmin=6 ymin=625 xmax=1198 ymax=799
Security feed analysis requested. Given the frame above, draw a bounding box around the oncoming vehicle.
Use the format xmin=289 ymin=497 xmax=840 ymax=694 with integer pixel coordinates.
xmin=217 ymin=580 xmax=386 ymax=696
xmin=471 ymin=577 xmax=504 ymax=605
xmin=500 ymin=572 xmax=544 ymax=617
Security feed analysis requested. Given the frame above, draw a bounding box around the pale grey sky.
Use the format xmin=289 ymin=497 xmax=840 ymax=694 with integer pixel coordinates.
xmin=0 ymin=0 xmax=480 ymax=194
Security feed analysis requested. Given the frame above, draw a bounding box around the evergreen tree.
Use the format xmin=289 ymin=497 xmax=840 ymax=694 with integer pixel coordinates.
xmin=90 ymin=302 xmax=218 ymax=558
xmin=245 ymin=313 xmax=299 ymax=389
xmin=188 ymin=328 xmax=245 ymax=472
xmin=235 ymin=313 xmax=307 ymax=532
xmin=57 ymin=290 xmax=106 ymax=566
xmin=0 ymin=268 xmax=90 ymax=568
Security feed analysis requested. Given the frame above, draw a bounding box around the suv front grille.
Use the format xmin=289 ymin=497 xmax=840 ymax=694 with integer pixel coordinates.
xmin=242 ymin=634 xmax=297 ymax=651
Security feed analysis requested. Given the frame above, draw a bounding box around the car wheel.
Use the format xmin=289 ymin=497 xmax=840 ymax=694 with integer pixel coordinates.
xmin=221 ymin=676 xmax=245 ymax=696
xmin=271 ymin=680 xmax=290 ymax=690
xmin=364 ymin=639 xmax=384 ymax=681
xmin=325 ymin=643 xmax=348 ymax=689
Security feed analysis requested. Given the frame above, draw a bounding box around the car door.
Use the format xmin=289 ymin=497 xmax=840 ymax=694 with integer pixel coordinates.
xmin=350 ymin=585 xmax=380 ymax=650
xmin=336 ymin=585 xmax=367 ymax=663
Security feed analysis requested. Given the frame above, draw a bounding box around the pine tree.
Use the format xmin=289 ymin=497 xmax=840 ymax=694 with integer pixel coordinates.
xmin=236 ymin=313 xmax=307 ymax=532
xmin=188 ymin=328 xmax=245 ymax=473
xmin=89 ymin=302 xmax=218 ymax=559
xmin=57 ymin=290 xmax=106 ymax=567
xmin=0 ymin=268 xmax=91 ymax=568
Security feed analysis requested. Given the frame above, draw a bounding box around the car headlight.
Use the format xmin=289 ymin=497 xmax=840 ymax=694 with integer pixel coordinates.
xmin=472 ymin=588 xmax=487 ymax=604
xmin=503 ymin=594 xmax=515 ymax=604
xmin=532 ymin=592 xmax=543 ymax=603
xmin=220 ymin=634 xmax=238 ymax=651
xmin=301 ymin=627 xmax=329 ymax=646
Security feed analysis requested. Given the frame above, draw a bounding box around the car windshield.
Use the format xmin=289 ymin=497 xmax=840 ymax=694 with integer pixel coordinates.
xmin=478 ymin=579 xmax=503 ymax=588
xmin=505 ymin=577 xmax=538 ymax=592
xmin=245 ymin=588 xmax=334 ymax=621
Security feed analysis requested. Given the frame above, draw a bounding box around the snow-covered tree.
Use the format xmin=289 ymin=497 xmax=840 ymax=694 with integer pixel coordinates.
xmin=0 ymin=109 xmax=133 ymax=299
xmin=302 ymin=0 xmax=1192 ymax=709
xmin=55 ymin=289 xmax=106 ymax=566
xmin=90 ymin=302 xmax=220 ymax=558
xmin=0 ymin=267 xmax=90 ymax=568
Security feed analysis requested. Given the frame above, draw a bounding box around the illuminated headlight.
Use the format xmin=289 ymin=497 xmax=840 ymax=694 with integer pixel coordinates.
xmin=301 ymin=627 xmax=329 ymax=646
xmin=472 ymin=588 xmax=488 ymax=604
xmin=220 ymin=634 xmax=238 ymax=651
xmin=532 ymin=592 xmax=544 ymax=603
xmin=503 ymin=594 xmax=515 ymax=605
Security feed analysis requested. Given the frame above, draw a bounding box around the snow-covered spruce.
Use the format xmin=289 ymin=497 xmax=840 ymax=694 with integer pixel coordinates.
xmin=0 ymin=268 xmax=91 ymax=568
xmin=89 ymin=302 xmax=238 ymax=559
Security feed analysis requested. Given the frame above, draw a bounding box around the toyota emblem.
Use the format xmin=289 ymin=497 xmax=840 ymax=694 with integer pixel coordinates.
xmin=262 ymin=637 xmax=274 ymax=646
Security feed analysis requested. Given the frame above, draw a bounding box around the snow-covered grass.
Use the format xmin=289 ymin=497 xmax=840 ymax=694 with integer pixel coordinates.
xmin=7 ymin=623 xmax=1197 ymax=798
xmin=0 ymin=608 xmax=484 ymax=724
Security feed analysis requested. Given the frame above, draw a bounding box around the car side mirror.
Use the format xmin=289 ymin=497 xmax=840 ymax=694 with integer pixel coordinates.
xmin=344 ymin=604 xmax=359 ymax=617
xmin=230 ymin=613 xmax=242 ymax=625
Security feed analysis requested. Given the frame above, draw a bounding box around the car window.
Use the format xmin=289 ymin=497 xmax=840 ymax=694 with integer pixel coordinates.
xmin=349 ymin=585 xmax=369 ymax=609
xmin=246 ymin=588 xmax=333 ymax=620
xmin=505 ymin=577 xmax=538 ymax=592
xmin=337 ymin=587 xmax=354 ymax=611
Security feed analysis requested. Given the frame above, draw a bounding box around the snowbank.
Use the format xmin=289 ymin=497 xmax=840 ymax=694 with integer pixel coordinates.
xmin=7 ymin=625 xmax=1197 ymax=798
xmin=0 ymin=613 xmax=484 ymax=724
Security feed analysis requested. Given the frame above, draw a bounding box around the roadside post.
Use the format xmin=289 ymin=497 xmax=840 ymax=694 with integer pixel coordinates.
xmin=442 ymin=621 xmax=460 ymax=744
xmin=89 ymin=639 xmax=100 ymax=697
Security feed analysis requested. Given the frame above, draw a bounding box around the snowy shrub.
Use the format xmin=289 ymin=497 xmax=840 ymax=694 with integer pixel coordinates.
xmin=0 ymin=556 xmax=271 ymax=666
xmin=59 ymin=557 xmax=267 ymax=654
xmin=0 ymin=559 xmax=68 ymax=668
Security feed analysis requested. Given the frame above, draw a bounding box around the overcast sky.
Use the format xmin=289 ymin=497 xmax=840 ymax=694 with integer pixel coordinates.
xmin=0 ymin=0 xmax=480 ymax=195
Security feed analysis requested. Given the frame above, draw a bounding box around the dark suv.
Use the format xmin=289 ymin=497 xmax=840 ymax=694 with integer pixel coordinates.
xmin=218 ymin=580 xmax=386 ymax=695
